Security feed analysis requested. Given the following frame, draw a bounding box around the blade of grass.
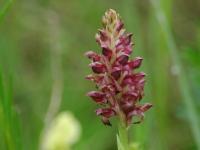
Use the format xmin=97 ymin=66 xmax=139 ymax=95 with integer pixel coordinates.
xmin=39 ymin=10 xmax=64 ymax=150
xmin=0 ymin=0 xmax=14 ymax=23
xmin=44 ymin=10 xmax=63 ymax=125
xmin=0 ymin=69 xmax=22 ymax=150
xmin=150 ymin=0 xmax=200 ymax=149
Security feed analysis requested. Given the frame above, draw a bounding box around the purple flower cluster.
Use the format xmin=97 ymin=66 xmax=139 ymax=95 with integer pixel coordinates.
xmin=85 ymin=9 xmax=152 ymax=126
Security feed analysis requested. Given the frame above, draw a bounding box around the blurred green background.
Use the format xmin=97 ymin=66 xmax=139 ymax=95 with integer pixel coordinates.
xmin=0 ymin=0 xmax=200 ymax=149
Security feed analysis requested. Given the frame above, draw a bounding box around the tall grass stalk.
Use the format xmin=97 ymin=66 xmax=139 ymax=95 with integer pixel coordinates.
xmin=44 ymin=10 xmax=63 ymax=125
xmin=0 ymin=70 xmax=22 ymax=150
xmin=150 ymin=0 xmax=200 ymax=149
xmin=39 ymin=10 xmax=64 ymax=150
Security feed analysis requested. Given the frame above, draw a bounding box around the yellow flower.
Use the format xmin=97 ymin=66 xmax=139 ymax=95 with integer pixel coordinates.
xmin=41 ymin=111 xmax=81 ymax=150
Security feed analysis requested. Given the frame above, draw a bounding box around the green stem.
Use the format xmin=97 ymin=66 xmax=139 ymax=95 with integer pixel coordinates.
xmin=117 ymin=121 xmax=129 ymax=150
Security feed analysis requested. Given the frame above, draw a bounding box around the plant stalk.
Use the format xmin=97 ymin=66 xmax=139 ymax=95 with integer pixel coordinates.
xmin=117 ymin=120 xmax=129 ymax=150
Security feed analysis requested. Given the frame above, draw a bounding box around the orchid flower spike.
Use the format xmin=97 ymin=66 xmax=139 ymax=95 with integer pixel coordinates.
xmin=85 ymin=9 xmax=152 ymax=126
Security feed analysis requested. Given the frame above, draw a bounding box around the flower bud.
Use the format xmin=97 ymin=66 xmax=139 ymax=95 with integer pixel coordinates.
xmin=96 ymin=108 xmax=116 ymax=118
xmin=140 ymin=103 xmax=153 ymax=112
xmin=102 ymin=47 xmax=112 ymax=58
xmin=116 ymin=21 xmax=124 ymax=32
xmin=117 ymin=54 xmax=129 ymax=65
xmin=87 ymin=91 xmax=106 ymax=104
xmin=111 ymin=67 xmax=121 ymax=80
xmin=89 ymin=62 xmax=106 ymax=74
xmin=85 ymin=51 xmax=100 ymax=62
xmin=128 ymin=57 xmax=143 ymax=69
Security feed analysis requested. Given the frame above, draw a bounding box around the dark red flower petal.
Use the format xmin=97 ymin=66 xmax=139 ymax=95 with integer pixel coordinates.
xmin=140 ymin=103 xmax=153 ymax=112
xmin=111 ymin=67 xmax=121 ymax=80
xmin=85 ymin=74 xmax=104 ymax=84
xmin=122 ymin=91 xmax=138 ymax=101
xmin=85 ymin=51 xmax=100 ymax=62
xmin=134 ymin=72 xmax=146 ymax=82
xmin=138 ymin=78 xmax=145 ymax=86
xmin=120 ymin=100 xmax=135 ymax=113
xmin=124 ymin=33 xmax=133 ymax=45
xmin=127 ymin=108 xmax=144 ymax=124
xmin=117 ymin=33 xmax=132 ymax=47
xmin=123 ymin=73 xmax=145 ymax=86
xmin=89 ymin=62 xmax=106 ymax=74
xmin=98 ymin=29 xmax=108 ymax=41
xmin=96 ymin=108 xmax=116 ymax=118
xmin=87 ymin=91 xmax=106 ymax=104
xmin=102 ymin=47 xmax=112 ymax=59
xmin=117 ymin=54 xmax=129 ymax=65
xmin=122 ymin=73 xmax=144 ymax=87
xmin=116 ymin=21 xmax=124 ymax=32
xmin=101 ymin=83 xmax=118 ymax=96
xmin=128 ymin=57 xmax=143 ymax=69
xmin=121 ymin=76 xmax=133 ymax=86
xmin=123 ymin=46 xmax=132 ymax=55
